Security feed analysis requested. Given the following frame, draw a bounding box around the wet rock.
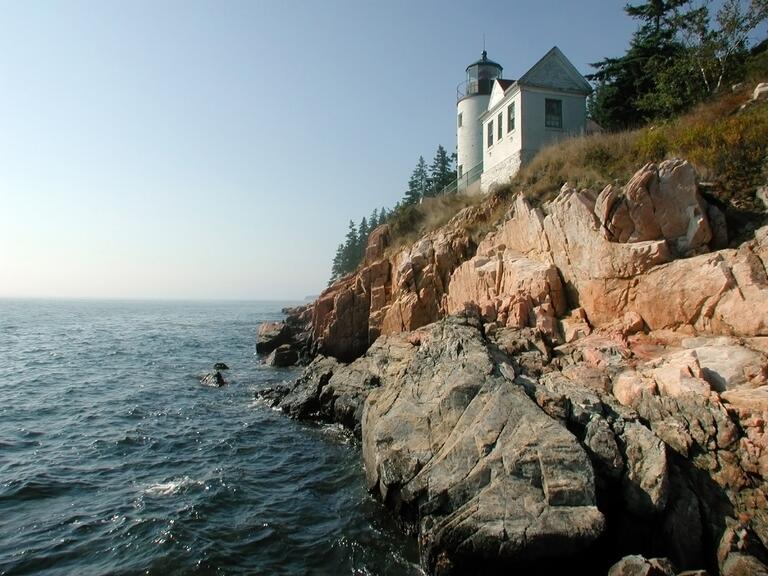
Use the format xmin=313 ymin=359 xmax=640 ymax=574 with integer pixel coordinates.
xmin=200 ymin=370 xmax=226 ymax=387
xmin=213 ymin=362 xmax=229 ymax=370
xmin=278 ymin=356 xmax=340 ymax=420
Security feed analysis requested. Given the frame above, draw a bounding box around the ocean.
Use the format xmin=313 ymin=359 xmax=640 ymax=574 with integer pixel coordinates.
xmin=0 ymin=299 xmax=421 ymax=575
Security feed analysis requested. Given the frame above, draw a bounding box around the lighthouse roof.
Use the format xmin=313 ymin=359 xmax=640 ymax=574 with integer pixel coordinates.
xmin=465 ymin=50 xmax=502 ymax=72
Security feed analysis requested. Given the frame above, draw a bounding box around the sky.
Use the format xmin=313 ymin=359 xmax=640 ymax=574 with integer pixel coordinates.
xmin=0 ymin=1 xmax=680 ymax=299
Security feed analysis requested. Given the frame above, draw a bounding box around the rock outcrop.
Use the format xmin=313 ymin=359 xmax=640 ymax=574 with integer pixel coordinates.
xmin=306 ymin=160 xmax=767 ymax=363
xmin=255 ymin=304 xmax=313 ymax=364
xmin=262 ymin=316 xmax=606 ymax=573
xmin=260 ymin=312 xmax=768 ymax=574
xmin=310 ymin=207 xmax=484 ymax=361
xmin=260 ymin=158 xmax=768 ymax=574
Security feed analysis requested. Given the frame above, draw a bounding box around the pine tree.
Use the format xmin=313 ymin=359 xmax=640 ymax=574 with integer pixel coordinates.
xmin=403 ymin=156 xmax=428 ymax=206
xmin=329 ymin=243 xmax=345 ymax=284
xmin=340 ymin=220 xmax=358 ymax=275
xmin=369 ymin=208 xmax=379 ymax=230
xmin=625 ymin=0 xmax=690 ymax=37
xmin=357 ymin=217 xmax=369 ymax=260
xmin=588 ymin=0 xmax=692 ymax=128
xmin=426 ymin=145 xmax=454 ymax=197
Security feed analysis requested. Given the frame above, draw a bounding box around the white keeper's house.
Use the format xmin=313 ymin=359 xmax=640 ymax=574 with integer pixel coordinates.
xmin=455 ymin=46 xmax=593 ymax=195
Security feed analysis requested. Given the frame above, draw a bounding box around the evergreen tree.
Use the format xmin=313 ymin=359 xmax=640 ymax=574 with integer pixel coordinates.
xmin=588 ymin=0 xmax=691 ymax=128
xmin=340 ymin=220 xmax=358 ymax=275
xmin=369 ymin=208 xmax=379 ymax=230
xmin=329 ymin=243 xmax=345 ymax=284
xmin=426 ymin=145 xmax=454 ymax=197
xmin=357 ymin=217 xmax=369 ymax=260
xmin=625 ymin=0 xmax=690 ymax=36
xmin=403 ymin=156 xmax=428 ymax=205
xmin=589 ymin=0 xmax=768 ymax=127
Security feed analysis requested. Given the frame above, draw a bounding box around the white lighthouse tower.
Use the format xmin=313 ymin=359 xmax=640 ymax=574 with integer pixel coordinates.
xmin=456 ymin=51 xmax=503 ymax=193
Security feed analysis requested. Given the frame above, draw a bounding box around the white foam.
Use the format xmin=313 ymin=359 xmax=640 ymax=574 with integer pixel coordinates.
xmin=144 ymin=476 xmax=201 ymax=496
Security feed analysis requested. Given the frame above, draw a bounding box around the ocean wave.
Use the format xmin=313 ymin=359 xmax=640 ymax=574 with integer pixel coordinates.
xmin=143 ymin=476 xmax=203 ymax=497
xmin=0 ymin=475 xmax=96 ymax=502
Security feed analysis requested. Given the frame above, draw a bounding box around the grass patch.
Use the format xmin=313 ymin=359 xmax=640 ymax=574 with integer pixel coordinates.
xmin=499 ymin=130 xmax=644 ymax=206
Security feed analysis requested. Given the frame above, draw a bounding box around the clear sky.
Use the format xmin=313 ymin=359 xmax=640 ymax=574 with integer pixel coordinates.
xmin=0 ymin=1 xmax=650 ymax=299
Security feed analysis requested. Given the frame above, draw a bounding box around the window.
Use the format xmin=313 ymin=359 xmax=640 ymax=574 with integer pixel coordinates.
xmin=497 ymin=113 xmax=502 ymax=140
xmin=458 ymin=164 xmax=463 ymax=178
xmin=545 ymin=98 xmax=562 ymax=128
xmin=507 ymin=103 xmax=515 ymax=132
xmin=487 ymin=120 xmax=493 ymax=148
xmin=457 ymin=112 xmax=463 ymax=128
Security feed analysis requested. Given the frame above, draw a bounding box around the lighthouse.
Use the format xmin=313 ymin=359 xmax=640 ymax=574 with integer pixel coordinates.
xmin=456 ymin=50 xmax=502 ymax=192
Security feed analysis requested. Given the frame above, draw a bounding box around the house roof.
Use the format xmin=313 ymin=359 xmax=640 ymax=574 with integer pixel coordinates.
xmin=497 ymin=79 xmax=515 ymax=91
xmin=517 ymin=46 xmax=592 ymax=95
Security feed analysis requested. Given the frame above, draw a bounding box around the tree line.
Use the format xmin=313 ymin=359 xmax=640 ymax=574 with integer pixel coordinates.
xmin=589 ymin=0 xmax=768 ymax=130
xmin=328 ymin=144 xmax=456 ymax=283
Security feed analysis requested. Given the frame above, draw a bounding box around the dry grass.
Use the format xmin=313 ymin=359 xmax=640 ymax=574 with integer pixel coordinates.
xmin=498 ymin=130 xmax=645 ymax=206
xmin=386 ymin=192 xmax=484 ymax=251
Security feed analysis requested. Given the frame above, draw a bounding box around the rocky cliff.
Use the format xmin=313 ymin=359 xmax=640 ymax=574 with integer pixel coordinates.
xmin=260 ymin=159 xmax=768 ymax=575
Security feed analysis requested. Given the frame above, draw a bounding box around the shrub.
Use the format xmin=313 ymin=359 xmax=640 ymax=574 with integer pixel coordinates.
xmin=636 ymin=128 xmax=668 ymax=162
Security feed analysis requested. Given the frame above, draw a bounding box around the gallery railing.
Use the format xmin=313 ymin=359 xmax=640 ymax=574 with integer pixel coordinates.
xmin=439 ymin=161 xmax=483 ymax=195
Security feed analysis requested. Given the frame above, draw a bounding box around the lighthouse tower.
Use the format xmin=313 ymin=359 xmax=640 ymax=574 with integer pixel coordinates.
xmin=456 ymin=51 xmax=502 ymax=191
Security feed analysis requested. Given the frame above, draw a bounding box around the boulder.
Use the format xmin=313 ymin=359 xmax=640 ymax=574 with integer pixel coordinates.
xmin=445 ymin=249 xmax=566 ymax=339
xmin=757 ymin=186 xmax=768 ymax=211
xmin=604 ymin=160 xmax=712 ymax=255
xmin=266 ymin=344 xmax=298 ymax=368
xmin=753 ymin=82 xmax=768 ymax=101
xmin=276 ymin=356 xmax=341 ymax=419
xmin=256 ymin=321 xmax=291 ymax=354
xmin=200 ymin=370 xmax=225 ymax=387
xmin=360 ymin=316 xmax=604 ymax=572
xmin=621 ymin=421 xmax=669 ymax=516
xmin=681 ymin=341 xmax=768 ymax=391
xmin=607 ymin=555 xmax=676 ymax=576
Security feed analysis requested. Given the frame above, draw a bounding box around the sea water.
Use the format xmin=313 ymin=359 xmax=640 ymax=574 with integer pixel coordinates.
xmin=0 ymin=299 xmax=421 ymax=575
